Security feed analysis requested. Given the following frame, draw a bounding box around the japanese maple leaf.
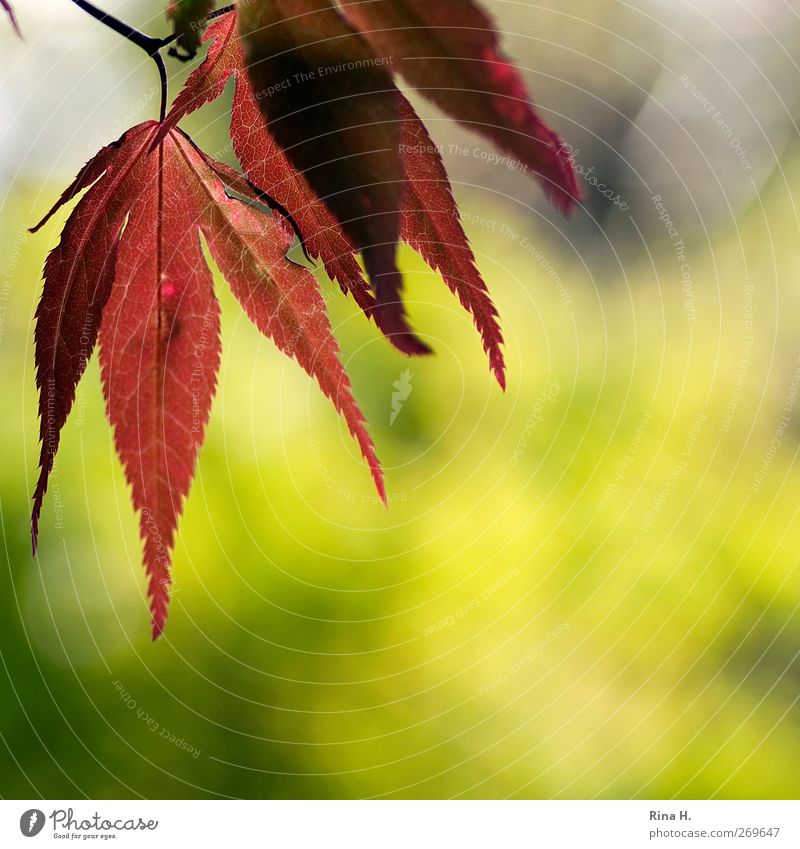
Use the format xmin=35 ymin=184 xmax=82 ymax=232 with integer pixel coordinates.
xmin=337 ymin=0 xmax=580 ymax=213
xmin=1 ymin=0 xmax=20 ymax=37
xmin=31 ymin=121 xmax=383 ymax=638
xmin=160 ymin=10 xmax=505 ymax=386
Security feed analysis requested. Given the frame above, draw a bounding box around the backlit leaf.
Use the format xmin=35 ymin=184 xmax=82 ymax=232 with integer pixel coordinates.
xmin=32 ymin=122 xmax=383 ymax=637
xmin=339 ymin=0 xmax=580 ymax=212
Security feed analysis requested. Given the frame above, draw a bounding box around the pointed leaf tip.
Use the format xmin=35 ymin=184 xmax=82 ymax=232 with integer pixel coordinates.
xmin=362 ymin=244 xmax=433 ymax=358
xmin=149 ymin=573 xmax=169 ymax=640
xmin=397 ymin=98 xmax=505 ymax=383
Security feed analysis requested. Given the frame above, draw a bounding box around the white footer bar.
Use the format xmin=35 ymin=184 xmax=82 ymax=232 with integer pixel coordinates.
xmin=2 ymin=800 xmax=798 ymax=848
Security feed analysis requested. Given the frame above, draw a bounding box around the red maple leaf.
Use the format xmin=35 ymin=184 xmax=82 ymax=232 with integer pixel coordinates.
xmin=32 ymin=121 xmax=383 ymax=638
xmin=338 ymin=0 xmax=580 ymax=213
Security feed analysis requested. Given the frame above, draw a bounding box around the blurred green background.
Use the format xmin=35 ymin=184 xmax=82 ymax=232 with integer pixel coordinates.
xmin=1 ymin=0 xmax=799 ymax=799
